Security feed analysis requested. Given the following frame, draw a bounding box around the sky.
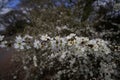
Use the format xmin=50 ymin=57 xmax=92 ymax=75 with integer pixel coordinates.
xmin=5 ymin=0 xmax=21 ymax=8
xmin=4 ymin=0 xmax=78 ymax=8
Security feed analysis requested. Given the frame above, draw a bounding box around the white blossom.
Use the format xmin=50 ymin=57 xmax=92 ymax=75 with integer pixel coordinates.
xmin=66 ymin=33 xmax=76 ymax=40
xmin=40 ymin=34 xmax=50 ymax=41
xmin=33 ymin=39 xmax=41 ymax=49
xmin=50 ymin=39 xmax=57 ymax=49
xmin=60 ymin=52 xmax=66 ymax=59
xmin=55 ymin=36 xmax=67 ymax=48
xmin=75 ymin=36 xmax=89 ymax=44
xmin=87 ymin=39 xmax=96 ymax=45
xmin=15 ymin=35 xmax=25 ymax=43
xmin=0 ymin=35 xmax=4 ymax=41
xmin=67 ymin=40 xmax=76 ymax=46
xmin=24 ymin=34 xmax=33 ymax=39
xmin=80 ymin=47 xmax=86 ymax=52
xmin=0 ymin=41 xmax=7 ymax=48
xmin=33 ymin=55 xmax=37 ymax=67
xmin=59 ymin=51 xmax=67 ymax=61
xmin=14 ymin=35 xmax=26 ymax=50
xmin=55 ymin=36 xmax=61 ymax=41
xmin=61 ymin=38 xmax=67 ymax=48
xmin=26 ymin=45 xmax=31 ymax=49
xmin=93 ymin=44 xmax=99 ymax=51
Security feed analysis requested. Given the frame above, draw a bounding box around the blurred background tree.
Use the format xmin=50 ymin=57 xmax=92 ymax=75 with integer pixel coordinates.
xmin=0 ymin=0 xmax=119 ymax=46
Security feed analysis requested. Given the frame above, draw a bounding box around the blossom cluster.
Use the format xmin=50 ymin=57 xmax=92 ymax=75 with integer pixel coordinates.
xmin=0 ymin=33 xmax=111 ymax=56
xmin=14 ymin=35 xmax=33 ymax=50
xmin=12 ymin=33 xmax=111 ymax=55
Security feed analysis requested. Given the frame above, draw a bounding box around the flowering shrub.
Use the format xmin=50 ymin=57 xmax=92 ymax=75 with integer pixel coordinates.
xmin=0 ymin=33 xmax=116 ymax=80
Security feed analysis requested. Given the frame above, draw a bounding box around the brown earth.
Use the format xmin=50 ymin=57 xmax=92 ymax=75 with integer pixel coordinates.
xmin=0 ymin=48 xmax=25 ymax=80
